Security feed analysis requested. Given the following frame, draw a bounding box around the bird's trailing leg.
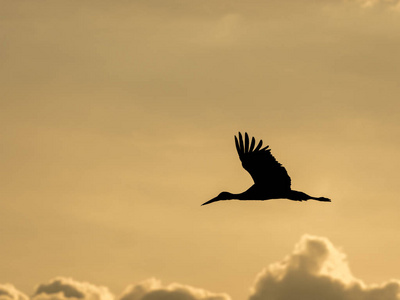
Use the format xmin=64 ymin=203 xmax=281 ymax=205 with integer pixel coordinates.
xmin=289 ymin=190 xmax=331 ymax=202
xmin=311 ymin=197 xmax=331 ymax=202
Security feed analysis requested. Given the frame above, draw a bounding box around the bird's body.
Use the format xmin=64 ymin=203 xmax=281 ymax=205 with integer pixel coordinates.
xmin=202 ymin=132 xmax=331 ymax=206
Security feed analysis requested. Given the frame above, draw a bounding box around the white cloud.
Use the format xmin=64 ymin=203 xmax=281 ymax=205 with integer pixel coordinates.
xmin=119 ymin=278 xmax=231 ymax=300
xmin=0 ymin=284 xmax=28 ymax=300
xmin=32 ymin=277 xmax=113 ymax=300
xmin=249 ymin=235 xmax=400 ymax=300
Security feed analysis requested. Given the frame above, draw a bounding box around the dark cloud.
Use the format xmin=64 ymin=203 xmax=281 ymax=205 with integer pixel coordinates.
xmin=249 ymin=235 xmax=400 ymax=300
xmin=119 ymin=278 xmax=231 ymax=300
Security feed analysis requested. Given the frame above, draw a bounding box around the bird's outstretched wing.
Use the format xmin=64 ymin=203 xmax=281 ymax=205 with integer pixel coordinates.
xmin=235 ymin=132 xmax=291 ymax=190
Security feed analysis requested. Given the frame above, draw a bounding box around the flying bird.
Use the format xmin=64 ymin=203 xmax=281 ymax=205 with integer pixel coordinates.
xmin=202 ymin=132 xmax=331 ymax=206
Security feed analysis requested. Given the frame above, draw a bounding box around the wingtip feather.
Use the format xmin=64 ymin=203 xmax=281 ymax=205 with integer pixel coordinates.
xmin=234 ymin=135 xmax=240 ymax=155
xmin=254 ymin=139 xmax=263 ymax=151
xmin=244 ymin=132 xmax=249 ymax=153
xmin=249 ymin=137 xmax=255 ymax=152
xmin=238 ymin=132 xmax=244 ymax=152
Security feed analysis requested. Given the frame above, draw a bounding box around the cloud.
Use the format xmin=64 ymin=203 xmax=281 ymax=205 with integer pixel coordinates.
xmin=119 ymin=278 xmax=231 ymax=300
xmin=32 ymin=278 xmax=113 ymax=300
xmin=352 ymin=0 xmax=400 ymax=9
xmin=0 ymin=284 xmax=28 ymax=300
xmin=26 ymin=277 xmax=230 ymax=300
xmin=249 ymin=235 xmax=400 ymax=300
xmin=2 ymin=236 xmax=400 ymax=300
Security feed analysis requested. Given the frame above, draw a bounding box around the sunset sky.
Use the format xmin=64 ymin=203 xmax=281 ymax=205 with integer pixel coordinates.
xmin=1 ymin=1 xmax=400 ymax=299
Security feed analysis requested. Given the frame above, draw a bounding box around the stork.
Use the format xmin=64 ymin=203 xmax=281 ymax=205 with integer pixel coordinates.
xmin=202 ymin=132 xmax=331 ymax=206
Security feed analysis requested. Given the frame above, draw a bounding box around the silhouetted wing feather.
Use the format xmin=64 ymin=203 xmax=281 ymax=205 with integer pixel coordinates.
xmin=249 ymin=137 xmax=255 ymax=152
xmin=235 ymin=132 xmax=291 ymax=190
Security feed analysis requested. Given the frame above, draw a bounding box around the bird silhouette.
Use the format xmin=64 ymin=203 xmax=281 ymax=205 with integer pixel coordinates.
xmin=202 ymin=132 xmax=331 ymax=206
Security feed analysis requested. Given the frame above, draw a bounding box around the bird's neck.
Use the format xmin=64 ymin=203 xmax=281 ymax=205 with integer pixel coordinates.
xmin=220 ymin=191 xmax=246 ymax=200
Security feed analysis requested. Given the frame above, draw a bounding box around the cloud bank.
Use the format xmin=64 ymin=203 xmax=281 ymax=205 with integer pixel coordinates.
xmin=2 ymin=235 xmax=400 ymax=300
xmin=29 ymin=278 xmax=230 ymax=300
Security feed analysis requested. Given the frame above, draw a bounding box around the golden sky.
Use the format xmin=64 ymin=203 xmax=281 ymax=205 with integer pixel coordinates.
xmin=1 ymin=1 xmax=400 ymax=299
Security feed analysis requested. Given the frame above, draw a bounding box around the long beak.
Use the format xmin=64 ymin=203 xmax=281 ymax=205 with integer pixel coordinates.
xmin=201 ymin=196 xmax=222 ymax=206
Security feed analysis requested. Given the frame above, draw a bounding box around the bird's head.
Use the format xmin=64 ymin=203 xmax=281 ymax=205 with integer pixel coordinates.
xmin=201 ymin=191 xmax=233 ymax=206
